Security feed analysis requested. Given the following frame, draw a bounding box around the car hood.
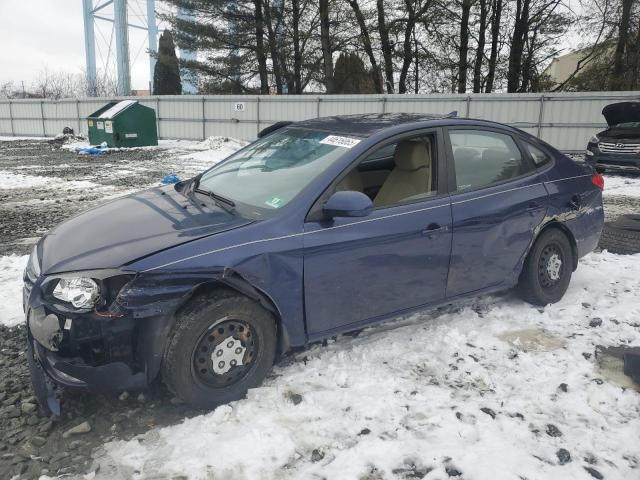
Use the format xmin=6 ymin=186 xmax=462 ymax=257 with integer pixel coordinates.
xmin=602 ymin=102 xmax=640 ymax=127
xmin=41 ymin=185 xmax=252 ymax=274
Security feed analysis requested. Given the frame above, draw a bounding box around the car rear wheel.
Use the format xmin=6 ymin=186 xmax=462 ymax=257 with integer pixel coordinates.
xmin=162 ymin=291 xmax=277 ymax=410
xmin=517 ymin=228 xmax=574 ymax=306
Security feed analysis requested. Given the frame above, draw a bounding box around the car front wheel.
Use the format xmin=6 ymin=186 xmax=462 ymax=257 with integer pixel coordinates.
xmin=517 ymin=228 xmax=574 ymax=306
xmin=162 ymin=291 xmax=277 ymax=410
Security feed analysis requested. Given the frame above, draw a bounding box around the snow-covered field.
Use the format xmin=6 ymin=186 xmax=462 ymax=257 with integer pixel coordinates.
xmin=93 ymin=252 xmax=640 ymax=480
xmin=0 ymin=255 xmax=28 ymax=327
xmin=0 ymin=137 xmax=638 ymax=479
xmin=603 ymin=175 xmax=640 ymax=198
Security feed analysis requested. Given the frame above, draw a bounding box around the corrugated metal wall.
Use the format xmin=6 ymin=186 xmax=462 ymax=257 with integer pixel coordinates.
xmin=1 ymin=91 xmax=639 ymax=151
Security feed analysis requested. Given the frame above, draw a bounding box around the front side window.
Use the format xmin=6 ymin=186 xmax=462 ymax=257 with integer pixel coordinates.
xmin=198 ymin=129 xmax=353 ymax=213
xmin=449 ymin=130 xmax=531 ymax=191
xmin=334 ymin=134 xmax=437 ymax=209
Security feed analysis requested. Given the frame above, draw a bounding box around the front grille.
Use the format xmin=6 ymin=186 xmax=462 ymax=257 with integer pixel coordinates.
xmin=599 ymin=142 xmax=640 ymax=154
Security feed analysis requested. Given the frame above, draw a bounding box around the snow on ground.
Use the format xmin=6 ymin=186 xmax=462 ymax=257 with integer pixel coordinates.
xmin=603 ymin=175 xmax=640 ymax=198
xmin=0 ymin=171 xmax=101 ymax=190
xmin=0 ymin=136 xmax=49 ymax=141
xmin=57 ymin=136 xmax=248 ymax=183
xmin=89 ymin=251 xmax=640 ymax=480
xmin=168 ymin=137 xmax=248 ymax=177
xmin=61 ymin=136 xmax=247 ymax=156
xmin=0 ymin=137 xmax=638 ymax=479
xmin=0 ymin=255 xmax=28 ymax=328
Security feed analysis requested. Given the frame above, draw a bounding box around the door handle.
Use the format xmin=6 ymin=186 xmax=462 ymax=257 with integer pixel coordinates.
xmin=421 ymin=223 xmax=446 ymax=236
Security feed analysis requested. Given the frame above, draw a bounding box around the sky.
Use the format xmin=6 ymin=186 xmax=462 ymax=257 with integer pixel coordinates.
xmin=0 ymin=0 xmax=169 ymax=91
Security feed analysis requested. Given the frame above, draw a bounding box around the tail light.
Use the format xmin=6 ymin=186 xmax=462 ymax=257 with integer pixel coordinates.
xmin=591 ymin=173 xmax=604 ymax=190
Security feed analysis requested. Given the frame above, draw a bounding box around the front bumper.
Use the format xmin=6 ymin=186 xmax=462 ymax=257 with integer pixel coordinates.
xmin=26 ymin=305 xmax=149 ymax=411
xmin=24 ymin=266 xmax=212 ymax=414
xmin=586 ymin=148 xmax=640 ymax=172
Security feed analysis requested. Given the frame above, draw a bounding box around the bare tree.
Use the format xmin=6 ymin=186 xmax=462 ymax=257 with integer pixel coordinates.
xmin=457 ymin=0 xmax=473 ymax=93
xmin=472 ymin=0 xmax=489 ymax=92
xmin=485 ymin=0 xmax=503 ymax=92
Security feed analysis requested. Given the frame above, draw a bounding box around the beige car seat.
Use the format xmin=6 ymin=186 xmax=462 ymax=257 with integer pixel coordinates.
xmin=335 ymin=168 xmax=364 ymax=192
xmin=374 ymin=139 xmax=432 ymax=207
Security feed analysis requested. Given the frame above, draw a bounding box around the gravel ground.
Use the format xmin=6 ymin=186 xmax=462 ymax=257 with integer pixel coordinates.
xmin=0 ymin=139 xmax=638 ymax=479
xmin=0 ymin=137 xmax=243 ymax=479
xmin=0 ymin=137 xmax=219 ymax=256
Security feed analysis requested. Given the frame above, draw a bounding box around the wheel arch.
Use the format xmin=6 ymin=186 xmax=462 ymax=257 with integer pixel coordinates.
xmin=534 ymin=220 xmax=579 ymax=271
xmin=172 ymin=272 xmax=291 ymax=357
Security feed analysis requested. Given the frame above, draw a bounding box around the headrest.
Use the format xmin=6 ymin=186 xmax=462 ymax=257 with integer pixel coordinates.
xmin=454 ymin=147 xmax=480 ymax=162
xmin=394 ymin=139 xmax=431 ymax=171
xmin=482 ymin=148 xmax=512 ymax=163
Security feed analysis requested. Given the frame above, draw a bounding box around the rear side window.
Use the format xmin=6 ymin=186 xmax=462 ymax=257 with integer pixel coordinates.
xmin=449 ymin=130 xmax=532 ymax=191
xmin=524 ymin=142 xmax=551 ymax=166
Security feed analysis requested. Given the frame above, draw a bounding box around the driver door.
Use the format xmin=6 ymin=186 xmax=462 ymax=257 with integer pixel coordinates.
xmin=302 ymin=130 xmax=452 ymax=338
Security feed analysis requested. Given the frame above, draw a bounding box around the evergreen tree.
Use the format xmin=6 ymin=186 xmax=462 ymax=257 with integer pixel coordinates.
xmin=333 ymin=53 xmax=375 ymax=94
xmin=153 ymin=30 xmax=182 ymax=95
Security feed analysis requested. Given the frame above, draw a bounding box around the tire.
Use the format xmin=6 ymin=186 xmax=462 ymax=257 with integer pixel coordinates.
xmin=599 ymin=215 xmax=640 ymax=255
xmin=162 ymin=290 xmax=277 ymax=410
xmin=517 ymin=228 xmax=574 ymax=306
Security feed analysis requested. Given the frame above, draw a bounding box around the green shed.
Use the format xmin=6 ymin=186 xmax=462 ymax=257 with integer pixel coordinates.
xmin=87 ymin=100 xmax=158 ymax=148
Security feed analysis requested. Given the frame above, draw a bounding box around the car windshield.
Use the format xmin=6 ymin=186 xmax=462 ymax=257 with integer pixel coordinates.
xmin=197 ymin=129 xmax=354 ymax=215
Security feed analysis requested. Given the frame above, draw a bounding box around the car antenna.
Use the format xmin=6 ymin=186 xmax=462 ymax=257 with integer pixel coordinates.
xmin=446 ymin=110 xmax=459 ymax=118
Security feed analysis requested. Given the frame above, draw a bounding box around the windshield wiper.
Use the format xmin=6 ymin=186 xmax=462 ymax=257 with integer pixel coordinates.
xmin=193 ymin=187 xmax=236 ymax=214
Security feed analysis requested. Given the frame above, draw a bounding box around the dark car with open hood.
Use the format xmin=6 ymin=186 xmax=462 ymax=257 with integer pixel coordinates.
xmin=586 ymin=101 xmax=640 ymax=173
xmin=24 ymin=113 xmax=604 ymax=415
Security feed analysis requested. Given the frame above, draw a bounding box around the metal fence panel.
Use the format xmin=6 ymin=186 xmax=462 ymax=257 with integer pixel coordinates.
xmin=159 ymin=120 xmax=202 ymax=140
xmin=1 ymin=92 xmax=640 ymax=151
xmin=0 ymin=120 xmax=12 ymax=135
xmin=260 ymin=97 xmax=317 ymax=122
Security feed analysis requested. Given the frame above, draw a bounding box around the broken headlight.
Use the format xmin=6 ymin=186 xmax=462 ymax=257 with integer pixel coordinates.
xmin=53 ymin=277 xmax=100 ymax=309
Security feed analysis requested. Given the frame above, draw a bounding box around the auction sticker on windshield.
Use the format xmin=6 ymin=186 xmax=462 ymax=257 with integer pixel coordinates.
xmin=265 ymin=196 xmax=284 ymax=209
xmin=320 ymin=135 xmax=361 ymax=148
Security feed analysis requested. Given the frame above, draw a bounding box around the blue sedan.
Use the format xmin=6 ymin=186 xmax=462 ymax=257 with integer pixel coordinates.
xmin=24 ymin=113 xmax=604 ymax=412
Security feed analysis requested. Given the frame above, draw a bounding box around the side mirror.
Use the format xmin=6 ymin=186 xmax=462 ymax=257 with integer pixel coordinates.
xmin=323 ymin=191 xmax=373 ymax=219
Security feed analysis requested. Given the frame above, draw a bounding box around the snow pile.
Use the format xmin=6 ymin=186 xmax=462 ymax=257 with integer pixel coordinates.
xmin=92 ymin=251 xmax=640 ymax=480
xmin=603 ymin=175 xmax=640 ymax=198
xmin=183 ymin=136 xmax=248 ymax=152
xmin=60 ymin=136 xmax=247 ymax=156
xmin=168 ymin=137 xmax=248 ymax=177
xmin=0 ymin=255 xmax=28 ymax=328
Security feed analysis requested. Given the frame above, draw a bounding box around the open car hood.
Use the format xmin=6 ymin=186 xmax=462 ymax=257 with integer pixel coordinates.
xmin=602 ymin=102 xmax=640 ymax=127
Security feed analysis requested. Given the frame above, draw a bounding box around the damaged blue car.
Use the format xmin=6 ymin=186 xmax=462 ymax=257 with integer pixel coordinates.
xmin=24 ymin=113 xmax=604 ymax=414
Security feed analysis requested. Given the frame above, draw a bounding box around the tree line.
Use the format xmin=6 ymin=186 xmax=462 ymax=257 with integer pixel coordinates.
xmin=161 ymin=0 xmax=639 ymax=94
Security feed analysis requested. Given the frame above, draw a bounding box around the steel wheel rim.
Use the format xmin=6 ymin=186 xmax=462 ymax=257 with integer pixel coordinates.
xmin=538 ymin=243 xmax=564 ymax=289
xmin=191 ymin=317 xmax=258 ymax=388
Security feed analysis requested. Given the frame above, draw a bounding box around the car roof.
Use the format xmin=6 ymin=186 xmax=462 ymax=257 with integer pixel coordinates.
xmin=288 ymin=112 xmax=515 ymax=138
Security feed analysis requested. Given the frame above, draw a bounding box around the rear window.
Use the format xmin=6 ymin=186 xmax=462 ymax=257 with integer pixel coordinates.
xmin=524 ymin=142 xmax=551 ymax=166
xmin=449 ymin=130 xmax=533 ymax=191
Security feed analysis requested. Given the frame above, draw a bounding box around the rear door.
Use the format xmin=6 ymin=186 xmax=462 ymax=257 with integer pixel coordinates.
xmin=444 ymin=127 xmax=548 ymax=297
